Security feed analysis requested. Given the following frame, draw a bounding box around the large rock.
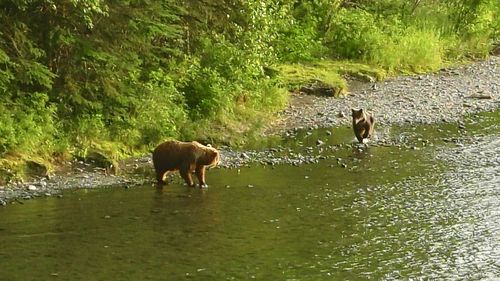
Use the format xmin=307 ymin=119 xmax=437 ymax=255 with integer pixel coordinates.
xmin=299 ymin=79 xmax=344 ymax=97
xmin=25 ymin=160 xmax=50 ymax=177
xmin=85 ymin=150 xmax=119 ymax=174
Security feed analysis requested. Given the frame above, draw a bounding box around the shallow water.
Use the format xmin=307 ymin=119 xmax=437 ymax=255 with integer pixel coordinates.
xmin=1 ymin=112 xmax=499 ymax=280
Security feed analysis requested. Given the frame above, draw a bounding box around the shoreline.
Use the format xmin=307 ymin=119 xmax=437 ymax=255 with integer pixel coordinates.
xmin=266 ymin=56 xmax=499 ymax=135
xmin=1 ymin=56 xmax=499 ymax=205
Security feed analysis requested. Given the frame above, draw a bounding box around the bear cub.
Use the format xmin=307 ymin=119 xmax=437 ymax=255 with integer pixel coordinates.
xmin=351 ymin=108 xmax=375 ymax=143
xmin=152 ymin=140 xmax=220 ymax=187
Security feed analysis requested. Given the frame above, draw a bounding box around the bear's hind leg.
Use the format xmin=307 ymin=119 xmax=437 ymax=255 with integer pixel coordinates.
xmin=368 ymin=116 xmax=375 ymax=137
xmin=180 ymin=165 xmax=195 ymax=187
xmin=362 ymin=124 xmax=371 ymax=139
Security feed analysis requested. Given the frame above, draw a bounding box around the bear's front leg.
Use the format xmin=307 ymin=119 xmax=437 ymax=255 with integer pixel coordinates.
xmin=355 ymin=131 xmax=364 ymax=143
xmin=180 ymin=165 xmax=195 ymax=187
xmin=196 ymin=166 xmax=207 ymax=187
xmin=156 ymin=170 xmax=166 ymax=184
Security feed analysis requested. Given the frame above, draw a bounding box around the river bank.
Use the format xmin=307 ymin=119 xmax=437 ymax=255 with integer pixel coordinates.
xmin=0 ymin=56 xmax=499 ymax=205
xmin=267 ymin=55 xmax=499 ymax=135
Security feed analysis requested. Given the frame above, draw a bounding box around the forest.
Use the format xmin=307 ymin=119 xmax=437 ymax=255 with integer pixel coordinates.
xmin=0 ymin=0 xmax=499 ymax=180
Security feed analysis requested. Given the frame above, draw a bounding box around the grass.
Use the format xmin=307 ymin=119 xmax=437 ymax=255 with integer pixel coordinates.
xmin=181 ymin=99 xmax=288 ymax=147
xmin=0 ymin=152 xmax=54 ymax=184
xmin=277 ymin=60 xmax=386 ymax=96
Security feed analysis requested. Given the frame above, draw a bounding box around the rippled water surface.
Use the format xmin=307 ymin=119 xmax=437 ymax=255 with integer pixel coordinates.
xmin=1 ymin=112 xmax=499 ymax=280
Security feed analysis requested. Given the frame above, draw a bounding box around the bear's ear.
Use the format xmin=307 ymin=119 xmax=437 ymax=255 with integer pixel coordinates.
xmin=351 ymin=108 xmax=355 ymax=113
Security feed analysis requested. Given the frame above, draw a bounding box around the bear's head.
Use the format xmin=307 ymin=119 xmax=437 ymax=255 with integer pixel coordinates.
xmin=351 ymin=108 xmax=365 ymax=121
xmin=199 ymin=146 xmax=220 ymax=168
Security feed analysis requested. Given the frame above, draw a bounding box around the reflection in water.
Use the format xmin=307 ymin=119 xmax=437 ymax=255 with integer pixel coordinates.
xmin=0 ymin=112 xmax=499 ymax=280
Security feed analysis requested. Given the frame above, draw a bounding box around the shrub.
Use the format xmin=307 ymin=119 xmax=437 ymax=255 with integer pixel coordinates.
xmin=181 ymin=59 xmax=235 ymax=120
xmin=131 ymin=69 xmax=187 ymax=147
xmin=370 ymin=28 xmax=444 ymax=73
xmin=0 ymin=92 xmax=56 ymax=157
xmin=325 ymin=8 xmax=386 ymax=60
xmin=275 ymin=24 xmax=327 ymax=63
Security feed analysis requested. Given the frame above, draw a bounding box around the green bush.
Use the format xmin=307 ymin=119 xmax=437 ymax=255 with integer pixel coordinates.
xmin=0 ymin=92 xmax=56 ymax=157
xmin=68 ymin=114 xmax=107 ymax=157
xmin=180 ymin=36 xmax=285 ymax=121
xmin=324 ymin=1 xmax=500 ymax=71
xmin=181 ymin=59 xmax=235 ymax=120
xmin=275 ymin=24 xmax=327 ymax=63
xmin=325 ymin=8 xmax=446 ymax=73
xmin=131 ymin=69 xmax=187 ymax=147
xmin=370 ymin=28 xmax=444 ymax=73
xmin=325 ymin=9 xmax=386 ymax=60
xmin=246 ymin=79 xmax=287 ymax=112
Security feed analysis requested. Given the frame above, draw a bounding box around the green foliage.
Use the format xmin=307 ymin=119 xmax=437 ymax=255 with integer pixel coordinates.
xmin=278 ymin=60 xmax=386 ymax=96
xmin=324 ymin=1 xmax=499 ymax=72
xmin=369 ymin=28 xmax=444 ymax=73
xmin=0 ymin=93 xmax=56 ymax=157
xmin=279 ymin=63 xmax=346 ymax=95
xmin=275 ymin=22 xmax=327 ymax=63
xmin=131 ymin=69 xmax=187 ymax=147
xmin=326 ymin=8 xmax=383 ymax=60
xmin=325 ymin=8 xmax=443 ymax=72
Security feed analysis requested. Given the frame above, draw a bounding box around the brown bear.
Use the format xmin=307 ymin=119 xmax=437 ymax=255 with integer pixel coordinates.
xmin=152 ymin=140 xmax=220 ymax=187
xmin=351 ymin=108 xmax=375 ymax=143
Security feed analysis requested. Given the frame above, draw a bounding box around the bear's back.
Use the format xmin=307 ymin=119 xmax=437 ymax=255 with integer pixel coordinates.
xmin=153 ymin=140 xmax=189 ymax=169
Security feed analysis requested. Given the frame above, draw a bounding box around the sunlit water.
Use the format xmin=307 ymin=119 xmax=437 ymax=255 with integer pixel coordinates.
xmin=0 ymin=112 xmax=499 ymax=280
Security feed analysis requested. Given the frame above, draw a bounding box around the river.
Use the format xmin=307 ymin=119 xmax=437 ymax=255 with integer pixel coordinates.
xmin=0 ymin=111 xmax=499 ymax=280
